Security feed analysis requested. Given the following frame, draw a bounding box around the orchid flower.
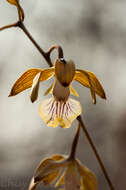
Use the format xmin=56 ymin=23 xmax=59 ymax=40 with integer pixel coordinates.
xmin=28 ymin=154 xmax=98 ymax=190
xmin=9 ymin=58 xmax=106 ymax=128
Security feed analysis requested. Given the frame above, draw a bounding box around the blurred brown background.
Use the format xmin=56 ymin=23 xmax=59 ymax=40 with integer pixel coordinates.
xmin=0 ymin=0 xmax=126 ymax=189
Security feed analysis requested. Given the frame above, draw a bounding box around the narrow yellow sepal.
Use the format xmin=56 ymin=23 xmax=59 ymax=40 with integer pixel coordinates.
xmin=30 ymin=72 xmax=41 ymax=103
xmin=70 ymin=85 xmax=79 ymax=97
xmin=74 ymin=69 xmax=106 ymax=102
xmin=9 ymin=67 xmax=54 ymax=97
xmin=44 ymin=83 xmax=54 ymax=96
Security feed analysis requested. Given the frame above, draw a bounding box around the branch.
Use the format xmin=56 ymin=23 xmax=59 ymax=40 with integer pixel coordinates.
xmin=0 ymin=1 xmax=64 ymax=67
xmin=77 ymin=115 xmax=115 ymax=190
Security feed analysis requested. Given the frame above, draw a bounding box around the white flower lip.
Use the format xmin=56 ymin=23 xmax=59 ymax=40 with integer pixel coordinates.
xmin=39 ymin=97 xmax=82 ymax=128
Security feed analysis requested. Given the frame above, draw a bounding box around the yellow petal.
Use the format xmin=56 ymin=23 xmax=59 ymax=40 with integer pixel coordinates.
xmin=39 ymin=97 xmax=82 ymax=128
xmin=30 ymin=72 xmax=41 ymax=103
xmin=76 ymin=160 xmax=98 ymax=190
xmin=39 ymin=97 xmax=58 ymax=127
xmin=75 ymin=70 xmax=96 ymax=104
xmin=42 ymin=170 xmax=61 ymax=186
xmin=9 ymin=67 xmax=54 ymax=96
xmin=74 ymin=69 xmax=106 ymax=101
xmin=55 ymin=172 xmax=65 ymax=188
xmin=51 ymin=154 xmax=66 ymax=161
xmin=34 ymin=154 xmax=65 ymax=182
xmin=55 ymin=59 xmax=75 ymax=86
xmin=44 ymin=82 xmax=54 ymax=96
xmin=70 ymin=85 xmax=79 ymax=97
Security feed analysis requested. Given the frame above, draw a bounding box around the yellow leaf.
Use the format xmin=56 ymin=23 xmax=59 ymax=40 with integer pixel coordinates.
xmin=74 ymin=69 xmax=106 ymax=100
xmin=9 ymin=68 xmax=54 ymax=96
xmin=30 ymin=72 xmax=41 ymax=103
xmin=55 ymin=59 xmax=75 ymax=86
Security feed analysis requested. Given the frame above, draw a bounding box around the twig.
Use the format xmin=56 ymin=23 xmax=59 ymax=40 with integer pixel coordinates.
xmin=0 ymin=0 xmax=64 ymax=67
xmin=77 ymin=115 xmax=115 ymax=190
xmin=0 ymin=22 xmax=18 ymax=31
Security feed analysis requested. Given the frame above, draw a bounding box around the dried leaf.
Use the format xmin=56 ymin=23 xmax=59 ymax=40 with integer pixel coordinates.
xmin=74 ymin=69 xmax=106 ymax=100
xmin=30 ymin=72 xmax=41 ymax=103
xmin=55 ymin=59 xmax=75 ymax=86
xmin=9 ymin=68 xmax=54 ymax=96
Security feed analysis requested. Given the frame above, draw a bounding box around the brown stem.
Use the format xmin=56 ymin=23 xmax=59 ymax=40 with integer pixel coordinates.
xmin=77 ymin=115 xmax=115 ymax=190
xmin=0 ymin=21 xmax=64 ymax=67
xmin=0 ymin=22 xmax=19 ymax=31
xmin=16 ymin=2 xmax=24 ymax=22
xmin=47 ymin=45 xmax=64 ymax=59
xmin=0 ymin=1 xmax=64 ymax=67
xmin=68 ymin=124 xmax=80 ymax=160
